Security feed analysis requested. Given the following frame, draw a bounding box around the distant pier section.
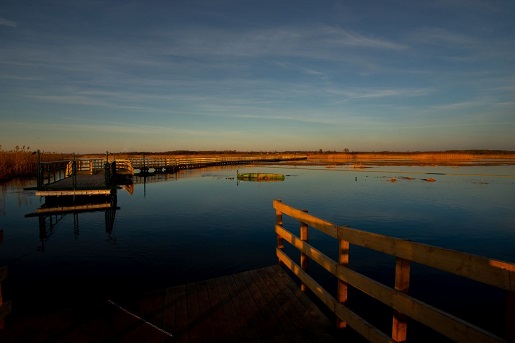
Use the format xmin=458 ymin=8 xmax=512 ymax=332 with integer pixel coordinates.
xmin=35 ymin=154 xmax=306 ymax=196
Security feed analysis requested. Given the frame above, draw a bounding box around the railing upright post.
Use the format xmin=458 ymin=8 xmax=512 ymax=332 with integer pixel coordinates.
xmin=337 ymin=237 xmax=350 ymax=329
xmin=275 ymin=200 xmax=284 ymax=266
xmin=392 ymin=257 xmax=410 ymax=342
xmin=300 ymin=210 xmax=308 ymax=292
xmin=36 ymin=150 xmax=42 ymax=189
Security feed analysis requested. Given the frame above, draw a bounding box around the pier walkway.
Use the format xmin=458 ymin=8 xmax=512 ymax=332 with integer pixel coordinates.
xmin=0 ymin=265 xmax=340 ymax=343
xmin=34 ymin=154 xmax=306 ymax=196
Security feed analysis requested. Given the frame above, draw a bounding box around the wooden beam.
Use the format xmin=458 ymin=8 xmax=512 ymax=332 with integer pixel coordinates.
xmin=275 ymin=200 xmax=284 ymax=266
xmin=276 ymin=249 xmax=394 ymax=343
xmin=273 ymin=200 xmax=515 ymax=291
xmin=335 ymin=263 xmax=506 ymax=343
xmin=392 ymin=257 xmax=410 ymax=342
xmin=337 ymin=238 xmax=350 ymax=329
xmin=36 ymin=189 xmax=112 ymax=196
xmin=300 ymin=210 xmax=308 ymax=292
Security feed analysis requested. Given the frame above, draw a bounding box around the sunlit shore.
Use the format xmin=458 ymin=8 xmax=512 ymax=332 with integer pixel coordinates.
xmin=1 ymin=149 xmax=515 ymax=180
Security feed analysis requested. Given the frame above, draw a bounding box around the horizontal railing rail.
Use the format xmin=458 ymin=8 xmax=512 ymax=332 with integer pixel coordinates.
xmin=274 ymin=200 xmax=515 ymax=343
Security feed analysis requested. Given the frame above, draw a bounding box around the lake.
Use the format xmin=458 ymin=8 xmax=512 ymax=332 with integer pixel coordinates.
xmin=1 ymin=163 xmax=514 ymax=341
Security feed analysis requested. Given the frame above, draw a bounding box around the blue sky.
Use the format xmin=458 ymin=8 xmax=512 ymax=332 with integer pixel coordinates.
xmin=1 ymin=0 xmax=514 ymax=153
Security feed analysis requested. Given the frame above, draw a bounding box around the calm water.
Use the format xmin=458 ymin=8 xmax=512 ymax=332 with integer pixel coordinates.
xmin=1 ymin=163 xmax=514 ymax=340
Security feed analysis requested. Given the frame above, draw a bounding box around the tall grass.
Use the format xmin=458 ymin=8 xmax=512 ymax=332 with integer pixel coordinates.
xmin=0 ymin=146 xmax=70 ymax=181
xmin=307 ymin=151 xmax=515 ymax=165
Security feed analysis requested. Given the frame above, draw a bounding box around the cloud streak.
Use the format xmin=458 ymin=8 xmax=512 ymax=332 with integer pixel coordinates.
xmin=0 ymin=17 xmax=16 ymax=28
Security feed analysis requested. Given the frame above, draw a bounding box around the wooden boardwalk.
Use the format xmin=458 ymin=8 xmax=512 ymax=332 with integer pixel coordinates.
xmin=36 ymin=174 xmax=113 ymax=196
xmin=0 ymin=265 xmax=343 ymax=343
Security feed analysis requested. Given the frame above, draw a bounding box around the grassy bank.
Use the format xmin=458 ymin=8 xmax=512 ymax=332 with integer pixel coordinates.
xmin=2 ymin=149 xmax=514 ymax=181
xmin=0 ymin=147 xmax=70 ymax=181
xmin=306 ymin=151 xmax=515 ymax=166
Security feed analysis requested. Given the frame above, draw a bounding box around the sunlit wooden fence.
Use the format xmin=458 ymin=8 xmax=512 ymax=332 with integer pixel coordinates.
xmin=274 ymin=200 xmax=515 ymax=343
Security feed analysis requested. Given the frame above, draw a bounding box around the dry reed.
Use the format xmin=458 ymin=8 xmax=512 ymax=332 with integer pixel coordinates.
xmin=0 ymin=146 xmax=70 ymax=180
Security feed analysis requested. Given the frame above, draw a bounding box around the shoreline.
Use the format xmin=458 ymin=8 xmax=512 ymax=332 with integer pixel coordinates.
xmin=2 ymin=150 xmax=515 ymax=182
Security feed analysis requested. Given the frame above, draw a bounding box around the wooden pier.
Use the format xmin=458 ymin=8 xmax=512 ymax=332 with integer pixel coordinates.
xmin=0 ymin=265 xmax=340 ymax=343
xmin=34 ymin=154 xmax=307 ymax=196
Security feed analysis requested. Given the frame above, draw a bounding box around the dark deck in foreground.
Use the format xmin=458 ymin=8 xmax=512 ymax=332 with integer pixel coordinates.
xmin=0 ymin=265 xmax=343 ymax=343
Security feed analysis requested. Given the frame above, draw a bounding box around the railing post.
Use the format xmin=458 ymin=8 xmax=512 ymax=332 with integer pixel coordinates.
xmin=72 ymin=154 xmax=77 ymax=190
xmin=392 ymin=257 xmax=410 ymax=342
xmin=300 ymin=210 xmax=308 ymax=292
xmin=275 ymin=200 xmax=284 ymax=266
xmin=36 ymin=150 xmax=42 ymax=189
xmin=337 ymin=237 xmax=350 ymax=329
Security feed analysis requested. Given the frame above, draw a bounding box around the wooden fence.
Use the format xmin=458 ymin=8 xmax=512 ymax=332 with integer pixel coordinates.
xmin=274 ymin=200 xmax=515 ymax=343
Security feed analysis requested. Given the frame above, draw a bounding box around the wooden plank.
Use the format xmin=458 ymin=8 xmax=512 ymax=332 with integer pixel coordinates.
xmin=232 ymin=272 xmax=264 ymax=341
xmin=274 ymin=200 xmax=337 ymax=238
xmin=276 ymin=225 xmax=336 ymax=275
xmin=35 ymin=203 xmax=113 ymax=214
xmin=36 ymin=189 xmax=112 ymax=196
xmin=337 ymin=225 xmax=515 ymax=292
xmin=276 ymin=249 xmax=394 ymax=343
xmin=272 ymin=265 xmax=337 ymax=342
xmin=205 ymin=277 xmax=232 ymax=342
xmin=248 ymin=269 xmax=299 ymax=337
xmin=186 ymin=282 xmax=201 ymax=343
xmin=139 ymin=289 xmax=166 ymax=343
xmin=213 ymin=276 xmax=245 ymax=342
xmin=174 ymin=284 xmax=188 ymax=343
xmin=224 ymin=273 xmax=257 ymax=341
xmin=241 ymin=269 xmax=285 ymax=338
xmin=257 ymin=267 xmax=309 ymax=333
xmin=194 ymin=280 xmax=216 ymax=342
xmin=162 ymin=287 xmax=176 ymax=335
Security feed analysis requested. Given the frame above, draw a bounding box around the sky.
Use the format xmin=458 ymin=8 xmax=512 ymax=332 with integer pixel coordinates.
xmin=1 ymin=0 xmax=514 ymax=153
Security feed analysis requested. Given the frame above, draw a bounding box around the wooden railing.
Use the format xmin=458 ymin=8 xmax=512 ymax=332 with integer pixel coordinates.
xmin=274 ymin=200 xmax=515 ymax=343
xmin=37 ymin=161 xmax=70 ymax=188
xmin=129 ymin=154 xmax=306 ymax=171
xmin=113 ymin=159 xmax=134 ymax=175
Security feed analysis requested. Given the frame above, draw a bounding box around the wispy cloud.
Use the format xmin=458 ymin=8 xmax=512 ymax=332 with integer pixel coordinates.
xmin=4 ymin=121 xmax=242 ymax=137
xmin=323 ymin=87 xmax=430 ymax=102
xmin=0 ymin=17 xmax=16 ymax=28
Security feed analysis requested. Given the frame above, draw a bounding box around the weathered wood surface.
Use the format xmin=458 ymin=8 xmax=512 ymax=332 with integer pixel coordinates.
xmin=35 ymin=174 xmax=113 ymax=196
xmin=0 ymin=265 xmax=344 ymax=343
xmin=41 ymin=174 xmax=107 ymax=190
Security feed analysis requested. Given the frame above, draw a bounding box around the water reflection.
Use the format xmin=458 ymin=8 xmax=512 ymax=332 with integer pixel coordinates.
xmin=0 ymin=164 xmax=513 ymax=341
xmin=24 ymin=193 xmax=119 ymax=251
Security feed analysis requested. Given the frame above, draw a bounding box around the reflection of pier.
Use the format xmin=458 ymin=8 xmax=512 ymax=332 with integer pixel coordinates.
xmin=25 ymin=194 xmax=119 ymax=252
